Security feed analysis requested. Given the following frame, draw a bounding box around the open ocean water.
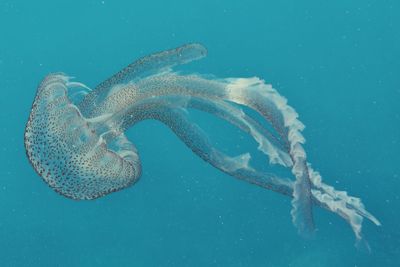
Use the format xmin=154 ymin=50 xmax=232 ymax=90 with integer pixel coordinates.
xmin=0 ymin=0 xmax=399 ymax=266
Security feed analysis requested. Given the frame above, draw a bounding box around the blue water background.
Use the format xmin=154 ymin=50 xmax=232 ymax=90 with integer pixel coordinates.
xmin=0 ymin=0 xmax=399 ymax=266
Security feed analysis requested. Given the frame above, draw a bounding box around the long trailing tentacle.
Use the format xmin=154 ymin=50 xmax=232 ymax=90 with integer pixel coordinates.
xmin=114 ymin=98 xmax=295 ymax=196
xmin=107 ymin=96 xmax=379 ymax=241
xmin=83 ymin=70 xmax=379 ymax=240
xmin=86 ymin=73 xmax=315 ymax=235
xmin=209 ymin=78 xmax=380 ymax=239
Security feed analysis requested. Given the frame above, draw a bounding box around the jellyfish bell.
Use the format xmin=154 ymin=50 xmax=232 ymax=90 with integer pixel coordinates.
xmin=25 ymin=43 xmax=209 ymax=200
xmin=24 ymin=73 xmax=141 ymax=200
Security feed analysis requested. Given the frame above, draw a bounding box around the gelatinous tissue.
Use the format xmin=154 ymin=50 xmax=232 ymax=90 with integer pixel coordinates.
xmin=24 ymin=43 xmax=380 ymax=245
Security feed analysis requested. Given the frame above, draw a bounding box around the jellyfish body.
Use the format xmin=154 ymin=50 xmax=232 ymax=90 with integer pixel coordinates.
xmin=24 ymin=43 xmax=380 ymax=243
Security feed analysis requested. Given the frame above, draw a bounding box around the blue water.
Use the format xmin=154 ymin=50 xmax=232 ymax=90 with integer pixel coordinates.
xmin=1 ymin=0 xmax=399 ymax=266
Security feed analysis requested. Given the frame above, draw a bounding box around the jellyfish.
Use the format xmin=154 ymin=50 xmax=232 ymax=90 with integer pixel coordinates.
xmin=24 ymin=43 xmax=380 ymax=244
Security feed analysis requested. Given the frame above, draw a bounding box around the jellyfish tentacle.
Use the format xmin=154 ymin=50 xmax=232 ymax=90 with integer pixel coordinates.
xmin=308 ymin=165 xmax=380 ymax=226
xmin=79 ymin=43 xmax=207 ymax=115
xmin=187 ymin=97 xmax=292 ymax=166
xmin=153 ymin=100 xmax=380 ymax=240
xmin=222 ymin=77 xmax=315 ymax=235
xmin=123 ymin=101 xmax=294 ymax=196
xmin=98 ymin=93 xmax=292 ymax=168
xmin=94 ymin=73 xmax=314 ymax=234
xmin=222 ymin=79 xmax=381 ymax=237
xmin=307 ymin=165 xmax=381 ymax=241
xmin=81 ymin=73 xmax=227 ymax=118
xmin=117 ymin=98 xmax=378 ymax=240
